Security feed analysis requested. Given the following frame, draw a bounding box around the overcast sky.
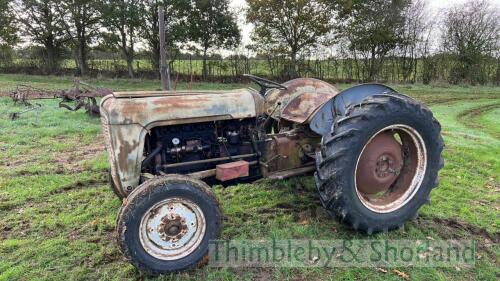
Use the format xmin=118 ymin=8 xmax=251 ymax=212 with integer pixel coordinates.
xmin=228 ymin=0 xmax=473 ymax=46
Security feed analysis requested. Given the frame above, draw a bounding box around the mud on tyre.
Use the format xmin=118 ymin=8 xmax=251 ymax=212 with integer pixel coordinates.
xmin=315 ymin=93 xmax=444 ymax=234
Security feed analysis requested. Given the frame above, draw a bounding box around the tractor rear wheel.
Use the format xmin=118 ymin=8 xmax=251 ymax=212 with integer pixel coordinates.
xmin=116 ymin=175 xmax=222 ymax=275
xmin=315 ymin=93 xmax=444 ymax=234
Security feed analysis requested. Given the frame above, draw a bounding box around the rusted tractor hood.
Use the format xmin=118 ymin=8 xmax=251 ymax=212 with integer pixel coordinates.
xmin=100 ymin=88 xmax=265 ymax=127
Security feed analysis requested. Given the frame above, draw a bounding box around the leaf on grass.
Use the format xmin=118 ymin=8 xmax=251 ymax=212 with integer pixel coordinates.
xmin=310 ymin=256 xmax=319 ymax=264
xmin=376 ymin=268 xmax=387 ymax=273
xmin=299 ymin=218 xmax=309 ymax=225
xmin=392 ymin=269 xmax=410 ymax=280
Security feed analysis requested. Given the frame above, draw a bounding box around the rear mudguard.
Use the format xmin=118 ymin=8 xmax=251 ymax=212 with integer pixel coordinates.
xmin=309 ymin=83 xmax=397 ymax=135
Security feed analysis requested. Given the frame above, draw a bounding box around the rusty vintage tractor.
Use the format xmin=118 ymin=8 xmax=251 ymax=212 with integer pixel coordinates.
xmin=100 ymin=75 xmax=443 ymax=274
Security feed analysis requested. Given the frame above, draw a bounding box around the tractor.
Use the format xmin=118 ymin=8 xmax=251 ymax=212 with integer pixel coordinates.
xmin=100 ymin=75 xmax=443 ymax=274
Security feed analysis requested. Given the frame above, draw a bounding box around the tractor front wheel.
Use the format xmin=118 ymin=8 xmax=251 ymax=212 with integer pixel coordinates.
xmin=315 ymin=93 xmax=444 ymax=234
xmin=116 ymin=175 xmax=222 ymax=275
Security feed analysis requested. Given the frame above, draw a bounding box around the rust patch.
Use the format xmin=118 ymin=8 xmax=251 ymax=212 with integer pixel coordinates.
xmin=116 ymin=132 xmax=140 ymax=173
xmin=281 ymin=91 xmax=337 ymax=123
xmin=265 ymin=78 xmax=338 ymax=124
xmin=150 ymin=97 xmax=212 ymax=114
xmin=119 ymin=102 xmax=148 ymax=114
xmin=260 ymin=132 xmax=319 ymax=175
xmin=151 ymin=96 xmax=211 ymax=107
xmin=102 ymin=89 xmax=263 ymax=127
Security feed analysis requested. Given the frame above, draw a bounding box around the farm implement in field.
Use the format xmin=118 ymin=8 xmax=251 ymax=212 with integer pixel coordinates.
xmin=7 ymin=79 xmax=112 ymax=119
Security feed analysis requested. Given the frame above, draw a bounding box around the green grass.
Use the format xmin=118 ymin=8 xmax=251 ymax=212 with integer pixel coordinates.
xmin=0 ymin=74 xmax=499 ymax=280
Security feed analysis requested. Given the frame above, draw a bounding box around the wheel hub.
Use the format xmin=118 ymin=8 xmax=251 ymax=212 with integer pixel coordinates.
xmin=158 ymin=214 xmax=188 ymax=242
xmin=139 ymin=198 xmax=206 ymax=260
xmin=375 ymin=154 xmax=399 ymax=178
xmin=354 ymin=124 xmax=428 ymax=213
xmin=356 ymin=132 xmax=403 ymax=194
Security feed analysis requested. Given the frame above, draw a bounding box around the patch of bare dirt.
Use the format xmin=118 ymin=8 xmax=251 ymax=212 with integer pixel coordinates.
xmin=231 ymin=267 xmax=274 ymax=281
xmin=68 ymin=229 xmax=81 ymax=241
xmin=1 ymin=135 xmax=106 ymax=174
xmin=0 ymin=201 xmax=35 ymax=239
xmin=2 ymin=153 xmax=37 ymax=169
xmin=49 ymin=178 xmax=108 ymax=195
xmin=440 ymin=131 xmax=484 ymax=141
xmin=53 ymin=134 xmax=106 ymax=173
xmin=458 ymin=103 xmax=500 ymax=119
xmin=423 ymin=96 xmax=499 ymax=106
xmin=456 ymin=103 xmax=500 ymax=138
xmin=416 ymin=216 xmax=499 ymax=243
xmin=415 ymin=216 xmax=499 ymax=264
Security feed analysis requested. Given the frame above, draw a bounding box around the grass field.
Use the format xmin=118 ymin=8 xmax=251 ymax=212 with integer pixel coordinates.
xmin=0 ymin=74 xmax=498 ymax=280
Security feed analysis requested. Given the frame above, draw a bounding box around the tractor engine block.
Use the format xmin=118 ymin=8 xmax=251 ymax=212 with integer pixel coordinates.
xmin=142 ymin=119 xmax=257 ymax=176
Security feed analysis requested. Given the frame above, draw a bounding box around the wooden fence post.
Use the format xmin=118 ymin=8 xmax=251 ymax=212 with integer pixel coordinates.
xmin=159 ymin=6 xmax=171 ymax=90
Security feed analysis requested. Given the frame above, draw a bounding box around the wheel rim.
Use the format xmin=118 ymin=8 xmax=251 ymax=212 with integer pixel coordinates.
xmin=139 ymin=197 xmax=206 ymax=260
xmin=354 ymin=124 xmax=427 ymax=213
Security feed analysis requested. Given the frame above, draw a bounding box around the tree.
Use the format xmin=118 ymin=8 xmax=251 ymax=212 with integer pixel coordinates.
xmin=441 ymin=0 xmax=499 ymax=84
xmin=139 ymin=0 xmax=190 ymax=74
xmin=57 ymin=0 xmax=101 ymax=75
xmin=398 ymin=0 xmax=429 ymax=83
xmin=18 ymin=0 xmax=67 ymax=73
xmin=335 ymin=0 xmax=411 ymax=81
xmin=0 ymin=0 xmax=18 ymax=46
xmin=101 ymin=0 xmax=141 ymax=78
xmin=246 ymin=0 xmax=332 ymax=78
xmin=189 ymin=0 xmax=240 ymax=79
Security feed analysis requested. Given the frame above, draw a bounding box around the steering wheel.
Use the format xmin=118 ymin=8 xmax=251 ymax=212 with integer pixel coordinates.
xmin=243 ymin=74 xmax=287 ymax=96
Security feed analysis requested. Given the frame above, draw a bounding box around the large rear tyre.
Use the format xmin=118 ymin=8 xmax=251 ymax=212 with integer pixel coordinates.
xmin=315 ymin=93 xmax=444 ymax=234
xmin=116 ymin=175 xmax=222 ymax=275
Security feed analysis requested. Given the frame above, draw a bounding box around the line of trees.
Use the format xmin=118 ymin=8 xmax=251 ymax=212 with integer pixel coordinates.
xmin=0 ymin=0 xmax=499 ymax=85
xmin=1 ymin=0 xmax=240 ymax=78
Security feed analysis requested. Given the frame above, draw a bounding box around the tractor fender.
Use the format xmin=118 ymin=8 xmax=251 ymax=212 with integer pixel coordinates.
xmin=265 ymin=78 xmax=339 ymax=124
xmin=309 ymin=83 xmax=397 ymax=135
